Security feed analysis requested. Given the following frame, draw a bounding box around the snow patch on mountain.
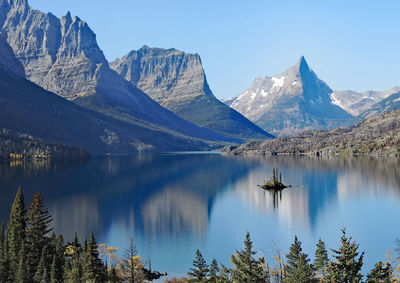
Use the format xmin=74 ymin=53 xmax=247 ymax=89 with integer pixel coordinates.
xmin=271 ymin=76 xmax=285 ymax=90
xmin=225 ymin=56 xmax=353 ymax=136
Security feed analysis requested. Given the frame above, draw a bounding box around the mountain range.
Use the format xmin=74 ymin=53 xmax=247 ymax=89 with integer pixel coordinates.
xmin=356 ymin=91 xmax=400 ymax=121
xmin=0 ymin=35 xmax=215 ymax=154
xmin=330 ymin=87 xmax=400 ymax=116
xmin=110 ymin=46 xmax=272 ymax=141
xmin=224 ymin=57 xmax=400 ymax=136
xmin=0 ymin=0 xmax=273 ymax=155
xmin=0 ymin=0 xmax=399 ymax=155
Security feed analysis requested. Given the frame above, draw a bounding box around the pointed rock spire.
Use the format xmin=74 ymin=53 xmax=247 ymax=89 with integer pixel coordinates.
xmin=295 ymin=56 xmax=310 ymax=73
xmin=72 ymin=15 xmax=81 ymax=22
xmin=60 ymin=11 xmax=72 ymax=35
xmin=65 ymin=11 xmax=72 ymax=21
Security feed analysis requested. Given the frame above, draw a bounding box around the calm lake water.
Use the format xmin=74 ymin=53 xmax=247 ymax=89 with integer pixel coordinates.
xmin=0 ymin=153 xmax=399 ymax=278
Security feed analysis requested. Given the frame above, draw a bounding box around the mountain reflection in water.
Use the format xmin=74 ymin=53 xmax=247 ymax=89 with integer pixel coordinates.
xmin=0 ymin=154 xmax=399 ymax=277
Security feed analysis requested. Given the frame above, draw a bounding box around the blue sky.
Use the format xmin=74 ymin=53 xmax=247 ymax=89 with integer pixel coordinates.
xmin=29 ymin=0 xmax=400 ymax=99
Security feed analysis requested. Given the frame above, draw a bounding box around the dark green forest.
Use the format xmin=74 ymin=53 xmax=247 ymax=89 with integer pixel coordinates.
xmin=0 ymin=188 xmax=163 ymax=283
xmin=0 ymin=189 xmax=399 ymax=282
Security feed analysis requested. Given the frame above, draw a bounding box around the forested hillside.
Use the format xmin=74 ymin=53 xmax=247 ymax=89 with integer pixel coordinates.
xmin=223 ymin=108 xmax=400 ymax=157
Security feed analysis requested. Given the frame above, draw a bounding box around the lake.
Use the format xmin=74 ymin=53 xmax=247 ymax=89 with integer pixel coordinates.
xmin=0 ymin=153 xmax=399 ymax=278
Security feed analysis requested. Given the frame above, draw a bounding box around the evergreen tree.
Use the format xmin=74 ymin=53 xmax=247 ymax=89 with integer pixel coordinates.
xmin=0 ymin=223 xmax=5 ymax=278
xmin=283 ymin=236 xmax=314 ymax=283
xmin=314 ymin=238 xmax=329 ymax=279
xmin=0 ymin=222 xmax=4 ymax=258
xmin=34 ymin=246 xmax=50 ymax=283
xmin=231 ymin=232 xmax=269 ymax=282
xmin=7 ymin=187 xmax=26 ymax=278
xmin=325 ymin=227 xmax=364 ymax=283
xmin=47 ymin=234 xmax=65 ymax=282
xmin=81 ymin=232 xmax=106 ymax=282
xmin=108 ymin=265 xmax=119 ymax=283
xmin=50 ymin=255 xmax=58 ymax=283
xmin=217 ymin=264 xmax=232 ymax=283
xmin=284 ymin=236 xmax=300 ymax=278
xmin=63 ymin=233 xmax=82 ymax=283
xmin=187 ymin=249 xmax=209 ymax=281
xmin=26 ymin=191 xmax=53 ymax=279
xmin=16 ymin=240 xmax=29 ymax=283
xmin=209 ymin=258 xmax=220 ymax=282
xmin=0 ymin=226 xmax=11 ymax=283
xmin=366 ymin=261 xmax=392 ymax=282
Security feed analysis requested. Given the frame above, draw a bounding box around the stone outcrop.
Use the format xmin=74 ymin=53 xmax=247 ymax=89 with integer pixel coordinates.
xmin=111 ymin=46 xmax=273 ymax=141
xmin=0 ymin=32 xmax=24 ymax=77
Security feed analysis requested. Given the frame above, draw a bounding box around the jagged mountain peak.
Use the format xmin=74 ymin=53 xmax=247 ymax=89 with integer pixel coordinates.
xmin=297 ymin=55 xmax=308 ymax=68
xmin=297 ymin=56 xmax=312 ymax=75
xmin=284 ymin=56 xmax=313 ymax=80
xmin=72 ymin=15 xmax=82 ymax=23
xmin=1 ymin=0 xmax=236 ymax=146
xmin=228 ymin=57 xmax=352 ymax=136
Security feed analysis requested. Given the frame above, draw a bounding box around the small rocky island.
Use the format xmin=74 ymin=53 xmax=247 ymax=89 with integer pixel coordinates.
xmin=259 ymin=168 xmax=290 ymax=190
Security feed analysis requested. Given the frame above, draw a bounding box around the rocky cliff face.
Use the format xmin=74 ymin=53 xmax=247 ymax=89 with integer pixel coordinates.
xmin=226 ymin=57 xmax=352 ymax=136
xmin=0 ymin=33 xmax=24 ymax=77
xmin=0 ymin=0 xmax=229 ymax=144
xmin=111 ymin=47 xmax=209 ymax=108
xmin=0 ymin=36 xmax=213 ymax=154
xmin=110 ymin=46 xmax=273 ymax=141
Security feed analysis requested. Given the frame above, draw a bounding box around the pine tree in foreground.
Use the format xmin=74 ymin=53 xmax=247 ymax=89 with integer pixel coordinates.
xmin=63 ymin=233 xmax=82 ymax=283
xmin=49 ymin=234 xmax=65 ymax=282
xmin=16 ymin=240 xmax=29 ymax=283
xmin=26 ymin=191 xmax=53 ymax=279
xmin=187 ymin=249 xmax=209 ymax=282
xmin=209 ymin=258 xmax=220 ymax=282
xmin=217 ymin=264 xmax=232 ymax=282
xmin=34 ymin=246 xmax=49 ymax=283
xmin=0 ymin=236 xmax=12 ymax=283
xmin=81 ymin=232 xmax=106 ymax=282
xmin=0 ymin=222 xmax=9 ymax=282
xmin=366 ymin=261 xmax=392 ymax=282
xmin=283 ymin=236 xmax=314 ymax=283
xmin=231 ymin=232 xmax=270 ymax=282
xmin=325 ymin=227 xmax=364 ymax=283
xmin=7 ymin=187 xmax=26 ymax=279
xmin=314 ymin=238 xmax=329 ymax=280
